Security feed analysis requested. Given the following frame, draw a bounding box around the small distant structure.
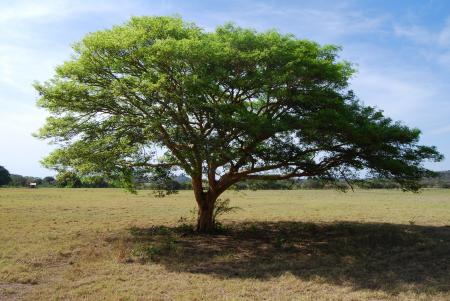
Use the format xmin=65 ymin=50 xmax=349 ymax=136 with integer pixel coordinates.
xmin=29 ymin=182 xmax=37 ymax=188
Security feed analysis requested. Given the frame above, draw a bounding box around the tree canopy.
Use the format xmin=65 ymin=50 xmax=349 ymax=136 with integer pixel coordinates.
xmin=35 ymin=16 xmax=443 ymax=232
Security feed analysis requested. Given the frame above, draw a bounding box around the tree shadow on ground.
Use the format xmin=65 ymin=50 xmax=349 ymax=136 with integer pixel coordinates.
xmin=123 ymin=221 xmax=450 ymax=293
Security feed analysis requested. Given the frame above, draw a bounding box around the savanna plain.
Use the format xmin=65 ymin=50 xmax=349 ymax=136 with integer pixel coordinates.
xmin=0 ymin=188 xmax=449 ymax=301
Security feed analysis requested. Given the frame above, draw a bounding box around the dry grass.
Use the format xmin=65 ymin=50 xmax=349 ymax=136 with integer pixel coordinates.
xmin=0 ymin=188 xmax=449 ymax=300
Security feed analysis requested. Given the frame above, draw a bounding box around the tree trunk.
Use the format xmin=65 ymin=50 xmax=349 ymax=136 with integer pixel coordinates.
xmin=196 ymin=198 xmax=215 ymax=233
xmin=192 ymin=177 xmax=217 ymax=233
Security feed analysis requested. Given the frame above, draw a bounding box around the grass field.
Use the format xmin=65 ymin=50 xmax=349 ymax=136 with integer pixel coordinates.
xmin=0 ymin=188 xmax=449 ymax=300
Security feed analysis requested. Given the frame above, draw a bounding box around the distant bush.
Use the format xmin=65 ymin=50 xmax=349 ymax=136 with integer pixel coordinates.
xmin=0 ymin=166 xmax=11 ymax=186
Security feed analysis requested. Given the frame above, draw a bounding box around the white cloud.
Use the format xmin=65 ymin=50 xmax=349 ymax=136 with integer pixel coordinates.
xmin=351 ymin=67 xmax=438 ymax=124
xmin=394 ymin=17 xmax=450 ymax=67
xmin=0 ymin=102 xmax=54 ymax=176
xmin=393 ymin=24 xmax=433 ymax=44
xmin=0 ymin=0 xmax=127 ymax=24
xmin=394 ymin=19 xmax=450 ymax=48
xmin=0 ymin=44 xmax=68 ymax=93
xmin=438 ymin=18 xmax=450 ymax=47
xmin=263 ymin=7 xmax=386 ymax=36
xmin=194 ymin=2 xmax=387 ymax=43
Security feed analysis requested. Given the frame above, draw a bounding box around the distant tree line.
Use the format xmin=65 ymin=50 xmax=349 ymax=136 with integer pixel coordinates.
xmin=2 ymin=169 xmax=120 ymax=188
xmin=232 ymin=171 xmax=450 ymax=190
xmin=3 ymin=170 xmax=188 ymax=189
xmin=1 ymin=165 xmax=449 ymax=189
xmin=9 ymin=174 xmax=56 ymax=187
xmin=420 ymin=170 xmax=450 ymax=188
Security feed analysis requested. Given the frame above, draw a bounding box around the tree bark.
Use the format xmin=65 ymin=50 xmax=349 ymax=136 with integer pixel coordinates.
xmin=196 ymin=197 xmax=216 ymax=233
xmin=192 ymin=177 xmax=217 ymax=233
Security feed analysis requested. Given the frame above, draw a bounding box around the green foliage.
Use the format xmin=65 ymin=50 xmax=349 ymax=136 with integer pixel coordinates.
xmin=232 ymin=179 xmax=296 ymax=190
xmin=145 ymin=167 xmax=180 ymax=197
xmin=9 ymin=174 xmax=26 ymax=187
xmin=0 ymin=166 xmax=11 ymax=186
xmin=56 ymin=171 xmax=82 ymax=188
xmin=81 ymin=175 xmax=109 ymax=188
xmin=212 ymin=198 xmax=242 ymax=227
xmin=35 ymin=15 xmax=442 ymax=197
xmin=43 ymin=176 xmax=56 ymax=185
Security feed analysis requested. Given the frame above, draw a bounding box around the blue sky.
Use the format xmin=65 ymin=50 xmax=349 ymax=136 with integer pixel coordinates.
xmin=1 ymin=0 xmax=449 ymax=177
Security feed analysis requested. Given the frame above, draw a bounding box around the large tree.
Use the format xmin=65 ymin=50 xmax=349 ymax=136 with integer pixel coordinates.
xmin=35 ymin=16 xmax=442 ymax=233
